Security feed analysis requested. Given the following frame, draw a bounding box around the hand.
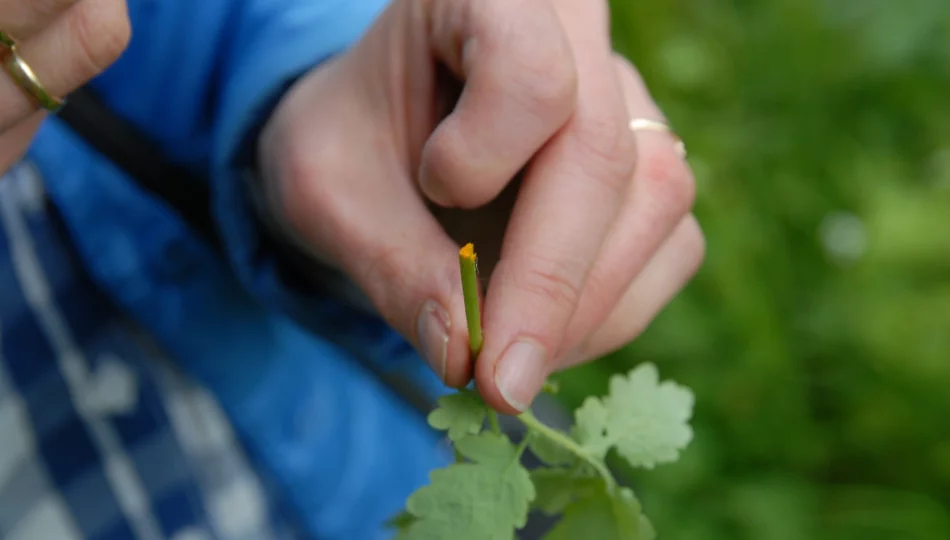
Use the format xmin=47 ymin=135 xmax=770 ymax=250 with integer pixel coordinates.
xmin=0 ymin=0 xmax=130 ymax=172
xmin=259 ymin=0 xmax=704 ymax=414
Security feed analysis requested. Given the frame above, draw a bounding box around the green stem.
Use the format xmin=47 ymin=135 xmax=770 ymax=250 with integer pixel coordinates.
xmin=458 ymin=243 xmax=483 ymax=358
xmin=458 ymin=243 xmax=499 ymax=434
xmin=455 ymin=244 xmax=611 ymax=489
xmin=514 ymin=435 xmax=531 ymax=458
xmin=517 ymin=409 xmax=616 ymax=489
xmin=504 ymin=436 xmax=533 ymax=475
xmin=488 ymin=410 xmax=501 ymax=434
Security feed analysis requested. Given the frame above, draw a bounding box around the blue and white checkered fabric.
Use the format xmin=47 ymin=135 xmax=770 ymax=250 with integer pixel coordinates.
xmin=0 ymin=162 xmax=301 ymax=540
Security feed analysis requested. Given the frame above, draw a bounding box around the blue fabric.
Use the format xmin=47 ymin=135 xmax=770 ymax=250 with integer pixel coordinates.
xmin=0 ymin=164 xmax=302 ymax=540
xmin=23 ymin=0 xmax=454 ymax=538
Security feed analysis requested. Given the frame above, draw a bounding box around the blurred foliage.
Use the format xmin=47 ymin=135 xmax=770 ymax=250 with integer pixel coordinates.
xmin=550 ymin=1 xmax=950 ymax=539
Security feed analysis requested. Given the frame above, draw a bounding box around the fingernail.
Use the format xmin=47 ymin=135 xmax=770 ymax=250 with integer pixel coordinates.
xmin=494 ymin=339 xmax=548 ymax=412
xmin=417 ymin=299 xmax=451 ymax=381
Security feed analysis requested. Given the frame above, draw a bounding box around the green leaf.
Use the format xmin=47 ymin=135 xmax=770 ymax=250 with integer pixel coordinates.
xmin=455 ymin=432 xmax=518 ymax=466
xmin=401 ymin=433 xmax=535 ymax=540
xmin=572 ymin=397 xmax=611 ymax=458
xmin=385 ymin=510 xmax=415 ymax=530
xmin=385 ymin=510 xmax=416 ymax=540
xmin=427 ymin=389 xmax=487 ymax=441
xmin=573 ymin=363 xmax=694 ymax=469
xmin=527 ymin=431 xmax=575 ymax=466
xmin=530 ymin=469 xmax=601 ymax=515
xmin=543 ymin=485 xmax=654 ymax=540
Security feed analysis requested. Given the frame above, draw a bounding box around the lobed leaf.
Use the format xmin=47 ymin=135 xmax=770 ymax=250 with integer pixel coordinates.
xmin=400 ymin=432 xmax=535 ymax=540
xmin=530 ymin=469 xmax=602 ymax=516
xmin=573 ymin=363 xmax=694 ymax=469
xmin=427 ymin=389 xmax=487 ymax=441
xmin=543 ymin=485 xmax=655 ymax=540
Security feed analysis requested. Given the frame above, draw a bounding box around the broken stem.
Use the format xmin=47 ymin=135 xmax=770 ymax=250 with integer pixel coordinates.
xmin=459 ymin=243 xmax=499 ymax=433
xmin=458 ymin=243 xmax=483 ymax=358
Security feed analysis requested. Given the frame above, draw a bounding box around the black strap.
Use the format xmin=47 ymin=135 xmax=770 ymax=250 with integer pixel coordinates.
xmin=54 ymin=86 xmax=438 ymax=416
xmin=56 ymin=88 xmax=224 ymax=251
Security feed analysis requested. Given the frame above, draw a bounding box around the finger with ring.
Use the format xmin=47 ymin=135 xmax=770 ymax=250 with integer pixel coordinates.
xmin=0 ymin=0 xmax=130 ymax=130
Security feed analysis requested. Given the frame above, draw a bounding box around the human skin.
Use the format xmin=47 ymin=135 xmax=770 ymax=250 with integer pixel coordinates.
xmin=0 ymin=0 xmax=131 ymax=172
xmin=259 ymin=0 xmax=705 ymax=415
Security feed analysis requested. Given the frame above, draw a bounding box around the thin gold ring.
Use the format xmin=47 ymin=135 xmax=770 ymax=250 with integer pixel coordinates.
xmin=1 ymin=43 xmax=65 ymax=112
xmin=0 ymin=31 xmax=14 ymax=49
xmin=629 ymin=118 xmax=687 ymax=159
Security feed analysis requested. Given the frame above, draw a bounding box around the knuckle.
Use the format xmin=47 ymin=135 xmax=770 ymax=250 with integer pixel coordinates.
xmin=571 ymin=114 xmax=637 ymax=187
xmin=420 ymin=130 xmax=457 ymax=177
xmin=277 ymin=133 xmax=341 ymax=242
xmin=511 ymin=51 xmax=578 ymax=119
xmin=516 ymin=252 xmax=586 ymax=313
xmin=421 ymin=127 xmax=480 ymax=206
xmin=478 ymin=0 xmax=578 ymax=118
xmin=74 ymin=0 xmax=131 ymax=75
xmin=578 ymin=268 xmax=621 ymax=320
xmin=640 ymin=146 xmax=696 ymax=215
xmin=423 ymin=121 xmax=522 ymax=209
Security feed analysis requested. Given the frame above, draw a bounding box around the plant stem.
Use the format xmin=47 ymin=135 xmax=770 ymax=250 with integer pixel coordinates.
xmin=517 ymin=409 xmax=616 ymax=489
xmin=456 ymin=244 xmax=612 ymax=488
xmin=459 ymin=243 xmax=498 ymax=433
xmin=458 ymin=243 xmax=483 ymax=358
xmin=488 ymin=410 xmax=501 ymax=434
xmin=514 ymin=435 xmax=531 ymax=458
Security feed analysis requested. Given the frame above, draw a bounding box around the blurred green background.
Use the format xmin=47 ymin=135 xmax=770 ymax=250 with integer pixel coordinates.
xmin=550 ymin=1 xmax=950 ymax=539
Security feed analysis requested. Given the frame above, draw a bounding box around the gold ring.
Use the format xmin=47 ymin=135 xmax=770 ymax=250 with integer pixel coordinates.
xmin=1 ymin=44 xmax=64 ymax=112
xmin=0 ymin=31 xmax=14 ymax=48
xmin=629 ymin=118 xmax=687 ymax=159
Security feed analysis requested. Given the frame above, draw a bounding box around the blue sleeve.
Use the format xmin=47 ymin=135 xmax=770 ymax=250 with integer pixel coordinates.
xmin=203 ymin=0 xmax=452 ymax=403
xmin=41 ymin=1 xmax=454 ymax=537
xmin=82 ymin=0 xmax=447 ymax=413
xmin=209 ymin=0 xmax=392 ymax=328
xmin=199 ymin=6 xmax=459 ymax=533
xmin=89 ymin=0 xmax=404 ymax=357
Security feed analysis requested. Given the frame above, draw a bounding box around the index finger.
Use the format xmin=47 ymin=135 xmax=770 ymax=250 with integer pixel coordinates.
xmin=418 ymin=0 xmax=577 ymax=209
xmin=474 ymin=1 xmax=636 ymax=413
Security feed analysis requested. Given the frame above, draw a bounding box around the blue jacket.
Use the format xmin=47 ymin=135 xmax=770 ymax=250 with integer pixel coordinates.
xmin=26 ymin=0 xmax=451 ymax=537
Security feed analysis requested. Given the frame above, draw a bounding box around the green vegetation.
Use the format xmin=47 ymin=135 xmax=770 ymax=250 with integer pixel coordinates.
xmin=395 ymin=364 xmax=694 ymax=540
xmin=547 ymin=1 xmax=950 ymax=538
xmin=395 ymin=246 xmax=696 ymax=539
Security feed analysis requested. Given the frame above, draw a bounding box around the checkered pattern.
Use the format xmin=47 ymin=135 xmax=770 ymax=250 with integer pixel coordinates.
xmin=0 ymin=163 xmax=301 ymax=540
